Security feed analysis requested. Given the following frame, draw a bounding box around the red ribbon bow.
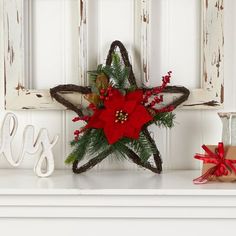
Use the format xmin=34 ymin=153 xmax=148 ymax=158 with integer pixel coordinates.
xmin=193 ymin=142 xmax=236 ymax=184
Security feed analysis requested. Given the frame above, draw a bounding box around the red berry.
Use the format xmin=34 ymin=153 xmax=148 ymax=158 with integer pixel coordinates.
xmin=150 ymin=101 xmax=156 ymax=107
xmin=72 ymin=117 xmax=80 ymax=122
xmin=74 ymin=136 xmax=79 ymax=142
xmin=74 ymin=130 xmax=80 ymax=135
xmin=153 ymin=88 xmax=161 ymax=94
xmin=163 ymin=75 xmax=170 ymax=83
xmin=100 ymin=89 xmax=105 ymax=94
xmin=100 ymin=95 xmax=105 ymax=100
xmin=105 ymin=97 xmax=109 ymax=101
xmin=168 ymin=105 xmax=175 ymax=111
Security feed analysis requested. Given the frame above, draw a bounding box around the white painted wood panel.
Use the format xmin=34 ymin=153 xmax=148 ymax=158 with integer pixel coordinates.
xmin=29 ymin=0 xmax=80 ymax=169
xmin=1 ymin=219 xmax=236 ymax=236
xmin=149 ymin=0 xmax=201 ymax=88
xmin=0 ymin=0 xmax=234 ymax=171
xmin=0 ymin=0 xmax=4 ymax=110
xmin=2 ymin=0 xmax=224 ymax=110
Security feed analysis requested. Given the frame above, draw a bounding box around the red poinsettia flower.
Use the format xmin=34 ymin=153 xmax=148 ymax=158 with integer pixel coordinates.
xmin=87 ymin=89 xmax=152 ymax=144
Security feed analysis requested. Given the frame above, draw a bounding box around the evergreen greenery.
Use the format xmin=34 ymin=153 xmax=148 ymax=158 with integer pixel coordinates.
xmin=151 ymin=112 xmax=175 ymax=128
xmin=66 ymin=125 xmax=168 ymax=165
xmin=88 ymin=53 xmax=130 ymax=93
xmin=66 ymin=52 xmax=175 ymax=165
xmin=65 ymin=129 xmax=108 ymax=164
xmin=102 ymin=53 xmax=130 ymax=91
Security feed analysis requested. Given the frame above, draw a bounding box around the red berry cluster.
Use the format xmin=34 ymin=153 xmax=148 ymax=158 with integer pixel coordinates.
xmin=99 ymin=86 xmax=113 ymax=101
xmin=72 ymin=116 xmax=90 ymax=123
xmin=162 ymin=71 xmax=172 ymax=84
xmin=72 ymin=116 xmax=90 ymax=141
xmin=73 ymin=127 xmax=87 ymax=141
xmin=143 ymin=71 xmax=172 ymax=112
xmin=151 ymin=105 xmax=175 ymax=113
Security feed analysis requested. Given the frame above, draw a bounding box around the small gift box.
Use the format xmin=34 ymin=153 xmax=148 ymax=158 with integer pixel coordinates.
xmin=194 ymin=142 xmax=236 ymax=184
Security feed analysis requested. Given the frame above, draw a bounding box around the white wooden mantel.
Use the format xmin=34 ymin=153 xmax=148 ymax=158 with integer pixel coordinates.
xmin=1 ymin=169 xmax=236 ymax=221
xmin=1 ymin=169 xmax=236 ymax=235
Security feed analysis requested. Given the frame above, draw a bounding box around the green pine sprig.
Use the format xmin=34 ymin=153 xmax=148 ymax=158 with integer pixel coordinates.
xmin=65 ymin=129 xmax=109 ymax=164
xmin=66 ymin=128 xmax=159 ymax=165
xmin=103 ymin=53 xmax=130 ymax=91
xmin=88 ymin=53 xmax=130 ymax=93
xmin=126 ymin=132 xmax=156 ymax=163
xmin=150 ymin=112 xmax=175 ymax=128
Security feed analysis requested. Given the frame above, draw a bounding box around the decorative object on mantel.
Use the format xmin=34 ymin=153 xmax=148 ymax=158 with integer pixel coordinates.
xmin=194 ymin=143 xmax=236 ymax=184
xmin=218 ymin=112 xmax=236 ymax=146
xmin=0 ymin=113 xmax=58 ymax=177
xmin=50 ymin=40 xmax=190 ymax=174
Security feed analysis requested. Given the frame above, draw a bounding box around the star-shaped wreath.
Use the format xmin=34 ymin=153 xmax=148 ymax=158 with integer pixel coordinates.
xmin=50 ymin=40 xmax=190 ymax=174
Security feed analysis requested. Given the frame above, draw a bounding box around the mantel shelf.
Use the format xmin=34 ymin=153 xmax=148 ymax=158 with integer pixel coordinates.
xmin=0 ymin=169 xmax=235 ymax=195
xmin=1 ymin=169 xmax=236 ymax=219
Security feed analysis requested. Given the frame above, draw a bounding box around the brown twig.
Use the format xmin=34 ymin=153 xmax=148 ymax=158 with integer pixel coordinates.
xmin=50 ymin=85 xmax=91 ymax=117
xmin=106 ymin=40 xmax=137 ymax=88
xmin=73 ymin=148 xmax=113 ymax=174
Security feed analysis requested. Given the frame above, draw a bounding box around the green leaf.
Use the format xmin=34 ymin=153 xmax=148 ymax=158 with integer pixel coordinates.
xmin=65 ymin=153 xmax=78 ymax=164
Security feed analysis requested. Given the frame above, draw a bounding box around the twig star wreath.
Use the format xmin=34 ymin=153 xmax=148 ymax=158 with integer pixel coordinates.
xmin=50 ymin=41 xmax=190 ymax=174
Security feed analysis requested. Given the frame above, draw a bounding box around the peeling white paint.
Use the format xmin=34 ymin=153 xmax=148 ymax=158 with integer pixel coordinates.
xmin=2 ymin=0 xmax=224 ymax=110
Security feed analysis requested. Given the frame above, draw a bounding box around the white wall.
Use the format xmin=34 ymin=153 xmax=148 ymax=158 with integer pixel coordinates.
xmin=0 ymin=0 xmax=235 ymax=171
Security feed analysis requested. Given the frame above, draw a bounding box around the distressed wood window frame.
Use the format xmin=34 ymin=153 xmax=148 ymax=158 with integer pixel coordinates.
xmin=0 ymin=0 xmax=224 ymax=110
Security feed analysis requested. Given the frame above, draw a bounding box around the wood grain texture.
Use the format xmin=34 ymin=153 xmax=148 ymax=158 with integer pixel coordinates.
xmin=183 ymin=0 xmax=224 ymax=108
xmin=3 ymin=0 xmax=85 ymax=110
xmin=144 ymin=0 xmax=224 ymax=109
xmin=78 ymin=0 xmax=88 ymax=86
xmin=3 ymin=0 xmax=54 ymax=109
xmin=141 ymin=0 xmax=150 ymax=85
xmin=0 ymin=0 xmax=4 ymax=109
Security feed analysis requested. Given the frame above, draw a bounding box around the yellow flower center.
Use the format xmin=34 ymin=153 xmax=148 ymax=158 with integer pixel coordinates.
xmin=115 ymin=110 xmax=129 ymax=124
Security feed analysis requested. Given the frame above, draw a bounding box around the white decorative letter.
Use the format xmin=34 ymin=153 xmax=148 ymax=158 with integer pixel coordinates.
xmin=0 ymin=113 xmax=59 ymax=177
